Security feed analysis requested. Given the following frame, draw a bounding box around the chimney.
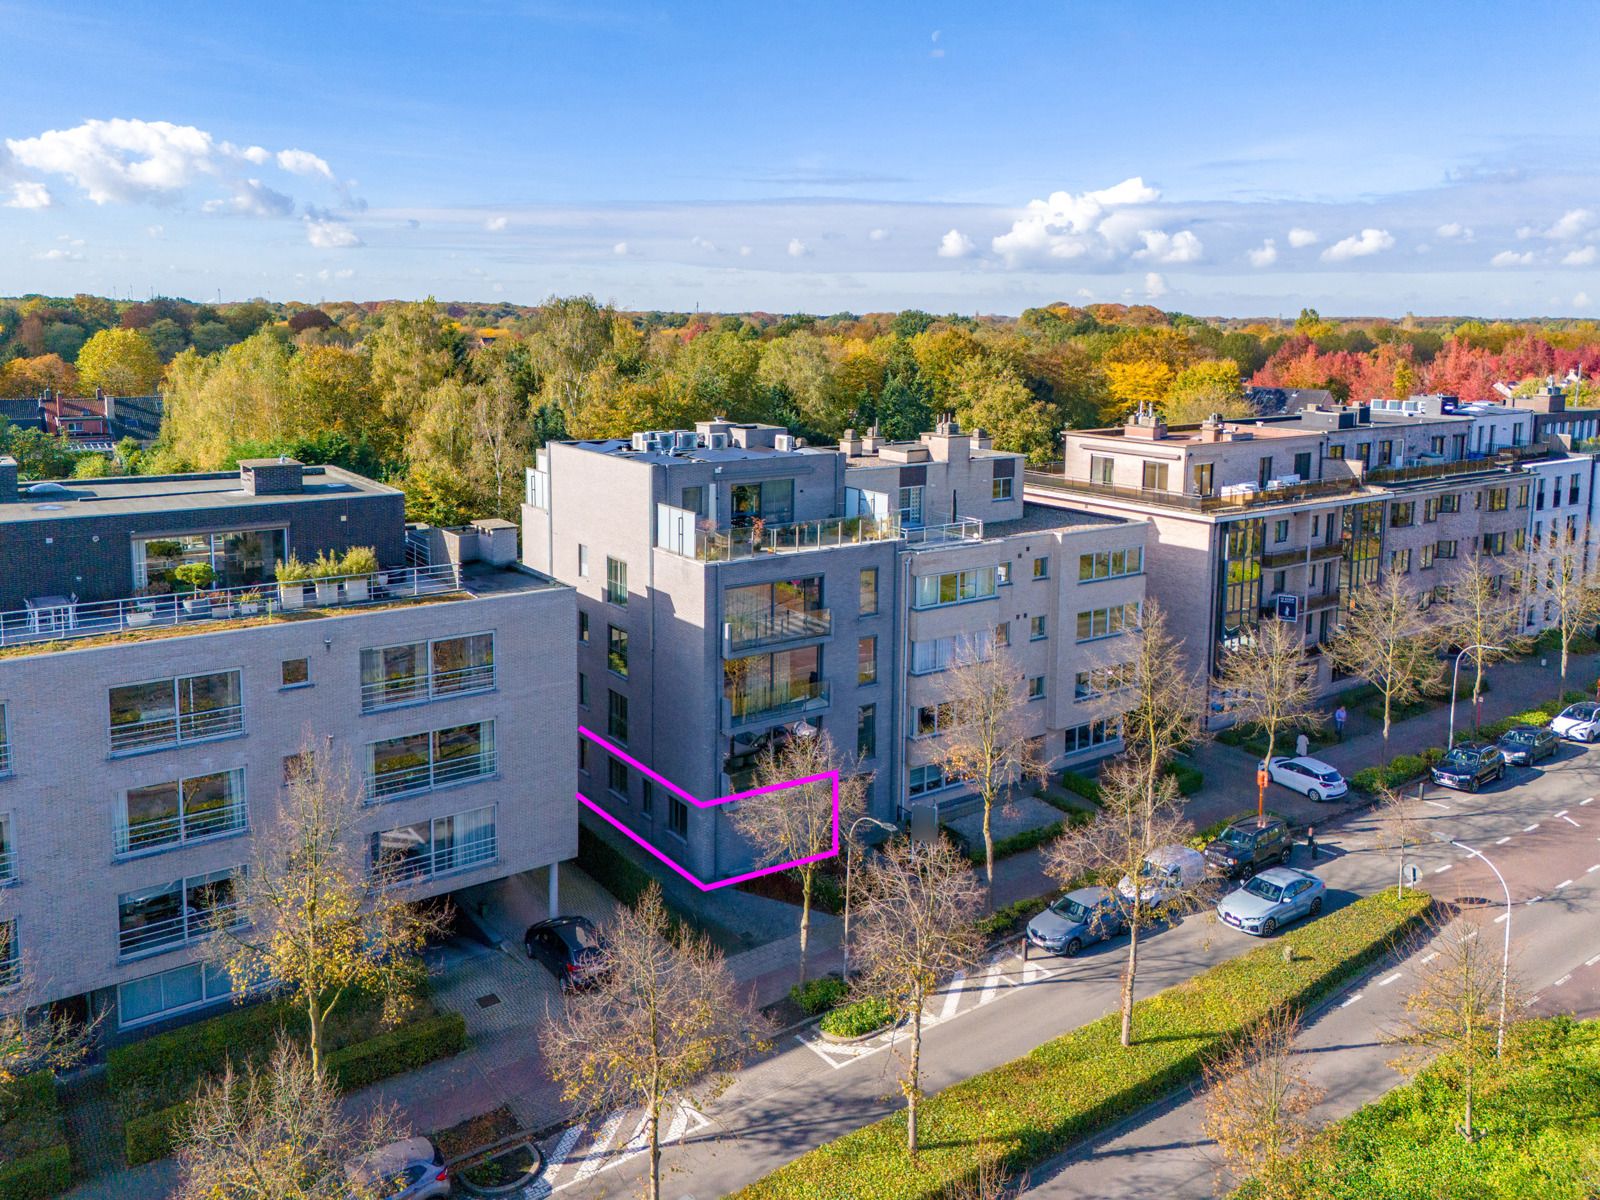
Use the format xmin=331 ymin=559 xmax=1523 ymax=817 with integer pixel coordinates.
xmin=861 ymin=425 xmax=881 ymax=453
xmin=1122 ymin=401 xmax=1168 ymax=442
xmin=239 ymin=457 xmax=305 ymax=495
xmin=0 ymin=456 xmax=17 ymax=503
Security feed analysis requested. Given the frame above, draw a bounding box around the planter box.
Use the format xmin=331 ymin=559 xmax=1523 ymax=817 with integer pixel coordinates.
xmin=181 ymin=598 xmax=211 ymax=618
xmin=344 ymin=578 xmax=370 ymax=603
xmin=313 ymin=579 xmax=340 ymax=605
xmin=127 ymin=610 xmax=155 ymax=628
xmin=278 ymin=583 xmax=306 ymax=610
xmin=237 ymin=602 xmax=260 ymax=616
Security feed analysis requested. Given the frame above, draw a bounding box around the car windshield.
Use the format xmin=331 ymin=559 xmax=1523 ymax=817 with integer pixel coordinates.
xmin=1502 ymin=731 xmax=1533 ymax=744
xmin=1218 ymin=827 xmax=1254 ymax=848
xmin=1563 ymin=704 xmax=1598 ymax=719
xmin=1314 ymin=769 xmax=1340 ymax=783
xmin=1051 ymin=897 xmax=1093 ymax=922
xmin=1243 ymin=877 xmax=1284 ymax=902
xmin=1440 ymin=751 xmax=1476 ymax=769
xmin=568 ymin=922 xmax=601 ymax=950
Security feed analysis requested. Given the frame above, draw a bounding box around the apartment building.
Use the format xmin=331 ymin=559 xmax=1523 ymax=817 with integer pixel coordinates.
xmin=0 ymin=457 xmax=575 ymax=1034
xmin=1027 ymin=400 xmax=1598 ymax=698
xmin=522 ymin=420 xmax=1145 ymax=883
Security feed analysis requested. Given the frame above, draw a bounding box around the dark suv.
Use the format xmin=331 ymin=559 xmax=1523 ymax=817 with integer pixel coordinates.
xmin=1430 ymin=743 xmax=1506 ymax=792
xmin=1204 ymin=816 xmax=1292 ymax=880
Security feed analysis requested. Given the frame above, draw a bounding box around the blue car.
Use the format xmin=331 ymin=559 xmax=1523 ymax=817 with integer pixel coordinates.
xmin=1216 ymin=867 xmax=1326 ymax=937
xmin=1025 ymin=886 xmax=1128 ymax=958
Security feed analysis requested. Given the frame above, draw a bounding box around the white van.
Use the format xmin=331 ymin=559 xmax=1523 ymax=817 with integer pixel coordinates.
xmin=1118 ymin=845 xmax=1208 ymax=906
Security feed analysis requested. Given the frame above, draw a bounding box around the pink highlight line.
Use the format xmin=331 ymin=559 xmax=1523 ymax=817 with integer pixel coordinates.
xmin=576 ymin=724 xmax=841 ymax=891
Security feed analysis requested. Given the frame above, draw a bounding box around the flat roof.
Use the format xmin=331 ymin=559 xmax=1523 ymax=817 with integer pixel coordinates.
xmin=0 ymin=465 xmax=399 ymax=524
xmin=991 ymin=501 xmax=1135 ymax=533
xmin=570 ymin=438 xmax=823 ymax=467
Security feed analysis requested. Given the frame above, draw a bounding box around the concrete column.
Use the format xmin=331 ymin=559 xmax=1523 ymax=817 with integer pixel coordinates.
xmin=548 ymin=861 xmax=560 ymax=916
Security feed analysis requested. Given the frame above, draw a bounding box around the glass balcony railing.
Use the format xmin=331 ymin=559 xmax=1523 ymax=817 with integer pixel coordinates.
xmin=0 ymin=845 xmax=14 ymax=883
xmin=724 ymin=607 xmax=832 ymax=654
xmin=680 ymin=514 xmax=901 ymax=561
xmin=375 ymin=835 xmax=498 ymax=886
xmin=724 ymin=680 xmax=830 ymax=729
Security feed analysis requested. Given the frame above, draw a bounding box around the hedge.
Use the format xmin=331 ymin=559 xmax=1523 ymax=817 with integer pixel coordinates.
xmin=1057 ymin=771 xmax=1101 ymax=805
xmin=819 ymin=999 xmax=895 ymax=1039
xmin=791 ymin=976 xmax=848 ymax=1016
xmin=122 ymin=1011 xmax=468 ymax=1167
xmin=730 ymin=889 xmax=1431 ymax=1200
xmin=0 ymin=1071 xmax=70 ymax=1200
xmin=1165 ymin=760 xmax=1204 ymax=796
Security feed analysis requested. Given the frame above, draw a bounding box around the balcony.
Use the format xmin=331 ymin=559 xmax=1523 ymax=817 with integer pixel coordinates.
xmin=118 ymin=898 xmax=241 ymax=959
xmin=109 ymin=704 xmax=245 ymax=756
xmin=361 ymin=659 xmax=497 ymax=712
xmin=669 ymin=513 xmax=902 ymax=561
xmin=366 ymin=748 xmax=498 ymax=802
xmin=1024 ymin=470 xmax=1369 ymax=513
xmin=723 ymin=680 xmax=830 ymax=730
xmin=114 ymin=799 xmax=249 ymax=859
xmin=724 ymin=607 xmax=833 ymax=655
xmin=376 ymin=834 xmax=498 ymax=886
xmin=1305 ymin=590 xmax=1342 ymax=612
xmin=0 ymin=844 xmax=13 ymax=883
xmin=1260 ymin=546 xmax=1308 ymax=569
xmin=0 ymin=739 xmax=9 ymax=774
xmin=1308 ymin=542 xmax=1346 ymax=562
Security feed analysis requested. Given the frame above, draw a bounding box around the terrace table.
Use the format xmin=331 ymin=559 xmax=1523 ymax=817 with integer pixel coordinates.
xmin=25 ymin=595 xmax=77 ymax=634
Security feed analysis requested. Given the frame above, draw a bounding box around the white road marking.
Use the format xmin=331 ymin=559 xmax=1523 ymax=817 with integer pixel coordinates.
xmin=1340 ymin=992 xmax=1364 ymax=1008
xmin=1377 ymin=972 xmax=1402 ymax=987
xmin=1583 ymin=798 xmax=1595 ymax=805
xmin=1433 ymin=864 xmax=1453 ymax=874
xmin=1463 ymin=929 xmax=1480 ymax=940
xmin=547 ymin=1124 xmax=585 ymax=1171
xmin=1420 ymin=952 xmax=1440 ymax=964
xmin=1555 ymin=974 xmax=1573 ymax=987
xmin=1495 ymin=913 xmax=1510 ymax=923
xmin=938 ymin=971 xmax=967 ymax=1022
xmin=1557 ymin=879 xmax=1574 ymax=890
xmin=978 ymin=958 xmax=1005 ymax=1006
xmin=1588 ymin=864 xmax=1600 ymax=873
xmin=1528 ymin=896 xmax=1544 ymax=905
xmin=1496 ymin=836 xmax=1512 ymax=845
xmin=1585 ymin=953 xmax=1600 ymax=967
xmin=1524 ymin=823 xmax=1541 ymax=832
xmin=1556 ymin=809 xmax=1569 ymax=818
xmin=570 ymin=1111 xmax=627 ymax=1184
xmin=1562 ymin=815 xmax=1582 ymax=827
xmin=1423 ymin=800 xmax=1451 ymax=810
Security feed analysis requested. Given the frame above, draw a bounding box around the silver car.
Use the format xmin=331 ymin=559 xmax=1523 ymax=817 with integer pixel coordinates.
xmin=1025 ymin=886 xmax=1128 ymax=958
xmin=345 ymin=1137 xmax=450 ymax=1200
xmin=1217 ymin=866 xmax=1326 ymax=937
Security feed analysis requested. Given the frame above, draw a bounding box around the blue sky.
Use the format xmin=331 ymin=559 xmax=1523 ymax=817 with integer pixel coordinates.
xmin=2 ymin=0 xmax=1598 ymax=316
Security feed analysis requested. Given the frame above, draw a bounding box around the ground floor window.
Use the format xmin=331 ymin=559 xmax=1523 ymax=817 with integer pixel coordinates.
xmin=117 ymin=960 xmax=237 ymax=1028
xmin=1064 ymin=717 xmax=1122 ymax=756
xmin=909 ymin=763 xmax=949 ymax=797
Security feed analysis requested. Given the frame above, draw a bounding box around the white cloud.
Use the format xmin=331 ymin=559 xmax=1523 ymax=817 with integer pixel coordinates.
xmin=1287 ymin=227 xmax=1319 ymax=248
xmin=1144 ymin=272 xmax=1168 ymax=299
xmin=1435 ymin=222 xmax=1473 ymax=241
xmin=868 ymin=228 xmax=889 ymax=241
xmin=276 ymin=148 xmax=333 ymax=180
xmin=5 ymin=180 xmax=51 ymax=208
xmin=1545 ymin=208 xmax=1594 ymax=240
xmin=34 ymin=247 xmax=81 ymax=261
xmin=787 ymin=237 xmax=809 ymax=258
xmin=1321 ymin=228 xmax=1394 ymax=262
xmin=316 ymin=267 xmax=356 ymax=281
xmin=1247 ymin=238 xmax=1278 ymax=268
xmin=303 ymin=216 xmax=361 ymax=248
xmin=1491 ymin=249 xmax=1535 ymax=267
xmin=204 ymin=177 xmax=294 ymax=217
xmin=485 ymin=215 xmax=509 ymax=232
xmin=691 ymin=235 xmax=718 ymax=252
xmin=738 ymin=245 xmax=752 ymax=257
xmin=1562 ymin=245 xmax=1597 ymax=266
xmin=145 ymin=224 xmax=164 ymax=238
xmin=991 ymin=176 xmax=1202 ymax=268
xmin=1575 ymin=291 xmax=1592 ymax=308
xmin=937 ymin=228 xmax=975 ymax=258
xmin=1134 ymin=228 xmax=1203 ymax=263
xmin=612 ymin=241 xmax=629 ymax=256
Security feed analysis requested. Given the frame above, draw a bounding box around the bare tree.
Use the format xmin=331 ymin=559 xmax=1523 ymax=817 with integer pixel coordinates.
xmin=1373 ymin=785 xmax=1426 ymax=899
xmin=176 ymin=1036 xmax=406 ymax=1200
xmin=850 ymin=838 xmax=984 ymax=1159
xmin=1329 ymin=572 xmax=1443 ymax=742
xmin=1044 ymin=758 xmax=1199 ymax=1047
xmin=1121 ymin=599 xmax=1207 ymax=811
xmin=1535 ymin=523 xmax=1600 ymax=682
xmin=0 ymin=903 xmax=99 ymax=1089
xmin=1445 ymin=554 xmax=1523 ymax=729
xmin=939 ymin=1154 xmax=1027 ymax=1199
xmin=1217 ymin=618 xmax=1322 ymax=819
xmin=935 ymin=646 xmax=1048 ymax=899
xmin=215 ymin=744 xmax=448 ymax=1076
xmin=728 ymin=731 xmax=865 ymax=983
xmin=542 ymin=885 xmax=763 ymax=1200
xmin=1388 ymin=916 xmax=1523 ymax=1140
xmin=1202 ymin=1006 xmax=1324 ymax=1200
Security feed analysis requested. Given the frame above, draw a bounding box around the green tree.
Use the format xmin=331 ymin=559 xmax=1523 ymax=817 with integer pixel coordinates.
xmin=144 ymin=317 xmax=190 ymax=362
xmin=367 ymin=299 xmax=456 ymax=461
xmin=76 ymin=328 xmax=163 ymax=394
xmin=874 ymin=372 xmax=933 ymax=441
xmin=949 ymin=356 xmax=1060 ymax=464
xmin=1163 ymin=359 xmax=1250 ymax=424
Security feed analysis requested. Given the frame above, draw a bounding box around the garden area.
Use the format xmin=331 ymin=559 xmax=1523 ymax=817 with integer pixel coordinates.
xmin=0 ymin=1071 xmax=71 ymax=1200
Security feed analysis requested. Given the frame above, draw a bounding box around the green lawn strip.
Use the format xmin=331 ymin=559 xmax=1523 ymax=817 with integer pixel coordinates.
xmin=1236 ymin=1016 xmax=1600 ymax=1200
xmin=731 ymin=890 xmax=1430 ymax=1200
xmin=0 ymin=1071 xmax=72 ymax=1200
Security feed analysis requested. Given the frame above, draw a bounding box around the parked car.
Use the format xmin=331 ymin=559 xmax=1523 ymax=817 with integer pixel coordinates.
xmin=1025 ymin=886 xmax=1128 ymax=958
xmin=524 ymin=915 xmax=607 ymax=989
xmin=1266 ymin=756 xmax=1349 ymax=802
xmin=1496 ymin=724 xmax=1560 ymax=766
xmin=1430 ymin=742 xmax=1506 ymax=792
xmin=345 ymin=1136 xmax=450 ymax=1200
xmin=1551 ymin=702 xmax=1600 ymax=742
xmin=1203 ymin=816 xmax=1292 ymax=880
xmin=1118 ymin=845 xmax=1208 ymax=906
xmin=1217 ymin=867 xmax=1326 ymax=937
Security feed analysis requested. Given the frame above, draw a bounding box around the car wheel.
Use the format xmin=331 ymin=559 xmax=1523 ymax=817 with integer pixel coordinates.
xmin=1309 ymin=897 xmax=1323 ymax=916
xmin=1308 ymin=788 xmax=1323 ymax=802
xmin=1064 ymin=937 xmax=1083 ymax=958
xmin=1467 ymin=778 xmax=1478 ymax=793
xmin=1241 ymin=863 xmax=1255 ymax=880
xmin=1261 ymin=917 xmax=1278 ymax=936
xmin=1279 ymin=848 xmax=1292 ymax=865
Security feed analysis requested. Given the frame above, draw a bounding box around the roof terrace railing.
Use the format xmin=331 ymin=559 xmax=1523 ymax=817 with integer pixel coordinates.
xmin=688 ymin=513 xmax=903 ymax=561
xmin=0 ymin=563 xmax=463 ymax=653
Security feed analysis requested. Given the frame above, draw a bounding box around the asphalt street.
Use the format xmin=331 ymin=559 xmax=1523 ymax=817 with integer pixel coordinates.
xmin=525 ymin=738 xmax=1600 ymax=1200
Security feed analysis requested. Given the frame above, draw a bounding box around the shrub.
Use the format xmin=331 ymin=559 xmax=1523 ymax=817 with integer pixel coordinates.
xmin=0 ymin=1144 xmax=72 ymax=1200
xmin=1058 ymin=771 xmax=1101 ymax=805
xmin=1164 ymin=761 xmax=1203 ymax=796
xmin=0 ymin=1071 xmax=70 ymax=1199
xmin=820 ymin=998 xmax=896 ymax=1039
xmin=730 ymin=890 xmax=1431 ymax=1200
xmin=791 ymin=976 xmax=848 ymax=1016
xmin=170 ymin=562 xmax=214 ymax=591
xmin=339 ymin=545 xmax=379 ymax=575
xmin=965 ymin=822 xmax=1064 ymax=866
xmin=974 ymin=894 xmax=1052 ymax=940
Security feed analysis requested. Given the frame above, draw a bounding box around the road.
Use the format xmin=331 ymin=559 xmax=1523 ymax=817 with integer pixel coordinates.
xmin=518 ymin=739 xmax=1600 ymax=1200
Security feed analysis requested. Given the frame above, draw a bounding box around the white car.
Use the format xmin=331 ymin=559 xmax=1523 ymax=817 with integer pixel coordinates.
xmin=1118 ymin=845 xmax=1208 ymax=906
xmin=1266 ymin=756 xmax=1348 ymax=802
xmin=1550 ymin=702 xmax=1600 ymax=742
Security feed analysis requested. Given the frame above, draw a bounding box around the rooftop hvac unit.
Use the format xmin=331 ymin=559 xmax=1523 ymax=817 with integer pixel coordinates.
xmin=673 ymin=431 xmax=697 ymax=451
xmin=630 ymin=432 xmax=649 ymax=452
xmin=774 ymin=434 xmax=796 ymax=451
xmin=708 ymin=433 xmax=729 ymax=449
xmin=1273 ymin=474 xmax=1302 ymax=487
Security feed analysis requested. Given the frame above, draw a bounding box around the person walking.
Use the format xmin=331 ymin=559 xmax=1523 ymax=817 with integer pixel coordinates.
xmin=1295 ymin=731 xmax=1310 ymax=758
xmin=1334 ymin=705 xmax=1348 ymax=741
xmin=1305 ymin=825 xmax=1319 ymax=862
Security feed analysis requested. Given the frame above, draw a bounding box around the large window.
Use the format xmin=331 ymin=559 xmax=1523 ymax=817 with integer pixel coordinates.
xmin=1074 ymin=662 xmax=1134 ymax=701
xmin=1079 ymin=547 xmax=1144 ymax=582
xmin=857 ymin=704 xmax=877 ymax=760
xmin=117 ymin=868 xmax=241 ymax=959
xmin=109 ymin=670 xmax=242 ymax=754
xmin=1075 ymin=603 xmax=1141 ymax=642
xmin=366 ymin=721 xmax=496 ymax=801
xmin=118 ymin=961 xmax=237 ymax=1028
xmin=992 ymin=476 xmax=1013 ymax=500
xmin=1217 ymin=518 xmax=1263 ymax=651
xmin=857 ymin=636 xmax=877 ymax=684
xmin=723 ymin=646 xmax=823 ymax=722
xmin=0 ymin=702 xmax=9 ymax=774
xmin=607 ymin=625 xmax=629 ymax=677
xmin=668 ymin=796 xmax=689 ymax=838
xmin=914 ymin=701 xmax=956 ymax=738
xmin=608 ymin=690 xmax=629 ymax=743
xmin=360 ymin=633 xmax=495 ymax=711
xmin=724 ymin=577 xmax=826 ymax=650
xmin=910 ymin=633 xmax=992 ymax=675
xmin=913 ymin=567 xmax=996 ymax=609
xmin=371 ymin=805 xmax=496 ymax=884
xmin=134 ymin=529 xmax=287 ymax=592
xmin=605 ymin=557 xmax=629 ymax=606
xmin=117 ymin=769 xmax=247 ymax=858
xmin=909 ymin=764 xmax=947 ymax=797
xmin=897 ymin=485 xmax=925 ymax=528
xmin=859 ymin=568 xmax=879 ymax=616
xmin=1064 ymin=718 xmax=1121 ymax=755
xmin=732 ymin=479 xmax=795 ymax=526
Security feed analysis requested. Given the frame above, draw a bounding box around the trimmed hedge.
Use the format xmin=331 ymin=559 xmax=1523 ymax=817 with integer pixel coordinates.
xmin=1057 ymin=771 xmax=1101 ymax=805
xmin=122 ymin=1011 xmax=469 ymax=1166
xmin=791 ymin=976 xmax=848 ymax=1016
xmin=731 ymin=889 xmax=1431 ymax=1200
xmin=0 ymin=1071 xmax=70 ymax=1200
xmin=820 ymin=999 xmax=895 ymax=1039
xmin=1165 ymin=760 xmax=1204 ymax=796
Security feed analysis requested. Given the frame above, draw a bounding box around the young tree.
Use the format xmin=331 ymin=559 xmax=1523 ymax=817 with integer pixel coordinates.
xmin=850 ymin=838 xmax=984 ymax=1158
xmin=542 ymin=885 xmax=762 ymax=1200
xmin=175 ymin=1037 xmax=405 ymax=1200
xmin=1217 ymin=617 xmax=1322 ymax=818
xmin=215 ymin=746 xmax=447 ymax=1076
xmin=1372 ymin=784 xmax=1425 ymax=900
xmin=76 ymin=327 xmax=164 ymax=394
xmin=728 ymin=731 xmax=865 ymax=983
xmin=1388 ymin=917 xmax=1523 ymax=1140
xmin=1445 ymin=553 xmax=1523 ymax=728
xmin=935 ymin=646 xmax=1048 ymax=900
xmin=1121 ymin=599 xmax=1207 ymax=813
xmin=1044 ymin=758 xmax=1198 ymax=1047
xmin=1536 ymin=523 xmax=1600 ymax=682
xmin=1201 ymin=1006 xmax=1324 ymax=1200
xmin=0 ymin=904 xmax=98 ymax=1089
xmin=1329 ymin=572 xmax=1442 ymax=742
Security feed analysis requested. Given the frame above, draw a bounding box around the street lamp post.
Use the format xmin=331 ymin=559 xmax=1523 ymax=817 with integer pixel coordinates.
xmin=1433 ymin=832 xmax=1512 ymax=1057
xmin=842 ymin=815 xmax=898 ymax=980
xmin=1447 ymin=643 xmax=1505 ymax=747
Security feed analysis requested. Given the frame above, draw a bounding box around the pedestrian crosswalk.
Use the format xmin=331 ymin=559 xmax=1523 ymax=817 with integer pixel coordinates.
xmin=525 ymin=1101 xmax=713 ymax=1196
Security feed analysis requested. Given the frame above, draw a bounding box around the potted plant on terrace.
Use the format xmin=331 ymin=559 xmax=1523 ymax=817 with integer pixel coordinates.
xmin=172 ymin=562 xmax=215 ymax=616
xmin=340 ymin=546 xmax=378 ymax=602
xmin=310 ymin=550 xmax=344 ymax=605
xmin=275 ymin=555 xmax=311 ymax=610
xmin=236 ymin=588 xmax=263 ymax=616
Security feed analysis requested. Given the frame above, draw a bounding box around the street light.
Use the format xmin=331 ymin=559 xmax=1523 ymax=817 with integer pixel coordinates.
xmin=1447 ymin=643 xmax=1505 ymax=747
xmin=1431 ymin=831 xmax=1512 ymax=1058
xmin=842 ymin=815 xmax=898 ymax=979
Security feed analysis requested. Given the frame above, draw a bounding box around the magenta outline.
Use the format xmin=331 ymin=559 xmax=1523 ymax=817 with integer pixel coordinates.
xmin=576 ymin=724 xmax=840 ymax=891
